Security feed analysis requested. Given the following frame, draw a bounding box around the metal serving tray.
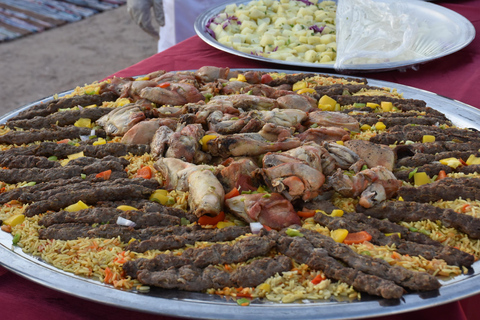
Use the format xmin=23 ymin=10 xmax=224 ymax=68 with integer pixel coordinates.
xmin=194 ymin=0 xmax=475 ymax=72
xmin=1 ymin=72 xmax=480 ymax=319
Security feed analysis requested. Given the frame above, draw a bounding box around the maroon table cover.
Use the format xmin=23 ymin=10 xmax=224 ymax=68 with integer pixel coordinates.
xmin=1 ymin=1 xmax=479 ymax=319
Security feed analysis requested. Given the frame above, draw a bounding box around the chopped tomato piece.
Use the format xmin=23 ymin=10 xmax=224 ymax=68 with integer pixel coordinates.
xmin=297 ymin=210 xmax=316 ymax=218
xmin=261 ymin=74 xmax=273 ymax=84
xmin=136 ymin=166 xmax=152 ymax=179
xmin=236 ymin=292 xmax=252 ymax=298
xmin=343 ymin=231 xmax=372 ymax=245
xmin=57 ymin=139 xmax=71 ymax=144
xmin=437 ymin=170 xmax=447 ymax=180
xmin=198 ymin=211 xmax=225 ymax=226
xmin=158 ymin=82 xmax=170 ymax=88
xmin=95 ymin=169 xmax=112 ymax=180
xmin=311 ymin=274 xmax=326 ymax=285
xmin=459 ymin=158 xmax=468 ymax=166
xmin=225 ymin=187 xmax=240 ymax=200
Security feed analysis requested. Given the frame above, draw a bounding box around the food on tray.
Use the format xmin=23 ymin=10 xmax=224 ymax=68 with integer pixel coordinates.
xmin=1 ymin=66 xmax=480 ymax=304
xmin=206 ymin=0 xmax=337 ymax=63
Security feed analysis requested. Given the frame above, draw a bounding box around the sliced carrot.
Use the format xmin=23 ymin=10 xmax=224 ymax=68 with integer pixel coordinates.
xmin=198 ymin=211 xmax=225 ymax=226
xmin=104 ymin=267 xmax=113 ymax=283
xmin=462 ymin=204 xmax=471 ymax=213
xmin=236 ymin=292 xmax=252 ymax=298
xmin=262 ymin=225 xmax=272 ymax=231
xmin=95 ymin=169 xmax=112 ymax=180
xmin=297 ymin=210 xmax=316 ymax=218
xmin=136 ymin=166 xmax=152 ymax=179
xmin=459 ymin=158 xmax=467 ymax=166
xmin=437 ymin=170 xmax=447 ymax=180
xmin=225 ymin=187 xmax=240 ymax=200
xmin=311 ymin=274 xmax=326 ymax=285
xmin=391 ymin=251 xmax=401 ymax=260
xmin=343 ymin=231 xmax=372 ymax=245
xmin=57 ymin=138 xmax=71 ymax=144
xmin=158 ymin=82 xmax=170 ymax=88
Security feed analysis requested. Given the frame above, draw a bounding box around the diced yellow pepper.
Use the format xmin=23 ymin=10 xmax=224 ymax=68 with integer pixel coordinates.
xmin=361 ymin=124 xmax=372 ymax=131
xmin=422 ymin=135 xmax=435 ymax=143
xmin=331 ymin=209 xmax=344 ymax=217
xmin=67 ymin=151 xmax=85 ymax=160
xmin=3 ymin=214 xmax=25 ymax=227
xmin=93 ymin=138 xmax=107 ymax=146
xmin=318 ymin=104 xmax=335 ymax=111
xmin=296 ymin=88 xmax=316 ymax=95
xmin=319 ymin=95 xmax=337 ymax=108
xmin=135 ymin=76 xmax=150 ymax=81
xmin=117 ymin=205 xmax=138 ymax=211
xmin=128 ymin=238 xmax=138 ymax=244
xmin=237 ymin=74 xmax=247 ymax=82
xmin=292 ymin=81 xmax=307 ymax=92
xmin=331 ymin=229 xmax=349 ymax=243
xmin=366 ymin=102 xmax=379 ymax=109
xmin=257 ymin=283 xmax=271 ymax=292
xmin=375 ymin=122 xmax=386 ymax=131
xmin=116 ymin=98 xmax=131 ymax=107
xmin=217 ymin=221 xmax=236 ymax=229
xmin=85 ymin=87 xmax=100 ymax=95
xmin=84 ymin=104 xmax=97 ymax=109
xmin=199 ymin=134 xmax=217 ymax=151
xmin=398 ymin=196 xmax=404 ymax=201
xmin=257 ymin=186 xmax=266 ymax=193
xmin=74 ymin=118 xmax=92 ymax=128
xmin=336 ymin=141 xmax=344 ymax=145
xmin=413 ymin=172 xmax=430 ymax=186
xmin=380 ymin=101 xmax=393 ymax=112
xmin=466 ymin=154 xmax=480 ymax=165
xmin=439 ymin=157 xmax=462 ymax=169
xmin=64 ymin=200 xmax=89 ymax=212
xmin=149 ymin=190 xmax=170 ymax=205
xmin=385 ymin=232 xmax=401 ymax=238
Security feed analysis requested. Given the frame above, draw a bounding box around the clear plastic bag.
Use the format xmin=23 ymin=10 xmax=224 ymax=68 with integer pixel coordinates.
xmin=334 ymin=0 xmax=457 ymax=71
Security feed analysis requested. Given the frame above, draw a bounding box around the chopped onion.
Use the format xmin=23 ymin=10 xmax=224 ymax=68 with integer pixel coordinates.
xmin=250 ymin=222 xmax=264 ymax=234
xmin=79 ymin=135 xmax=89 ymax=141
xmin=90 ymin=129 xmax=96 ymax=136
xmin=116 ymin=216 xmax=136 ymax=227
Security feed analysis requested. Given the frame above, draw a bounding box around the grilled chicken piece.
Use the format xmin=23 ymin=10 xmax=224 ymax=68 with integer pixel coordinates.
xmin=344 ymin=140 xmax=395 ymax=171
xmin=195 ymin=66 xmax=230 ymax=83
xmin=207 ymin=124 xmax=301 ymax=158
xmin=188 ymin=169 xmax=225 ymax=217
xmin=152 ymin=71 xmax=197 ymax=84
xmin=165 ymin=124 xmax=210 ymax=164
xmin=121 ymin=118 xmax=174 ymax=145
xmin=305 ymin=111 xmax=359 ymax=132
xmin=218 ymin=158 xmax=259 ymax=192
xmin=155 ymin=158 xmax=220 ymax=191
xmin=297 ymin=127 xmax=350 ymax=144
xmin=225 ymin=193 xmax=300 ymax=230
xmin=150 ymin=125 xmax=175 ymax=159
xmin=122 ymin=80 xmax=158 ymax=100
xmin=140 ymin=83 xmax=205 ymax=106
xmin=257 ymin=108 xmax=307 ymax=129
xmin=96 ymin=104 xmax=145 ymax=136
xmin=276 ymin=94 xmax=317 ymax=112
xmin=329 ymin=166 xmax=402 ymax=207
xmin=323 ymin=142 xmax=361 ymax=169
xmin=260 ymin=162 xmax=325 ymax=201
xmin=209 ymin=94 xmax=277 ymax=111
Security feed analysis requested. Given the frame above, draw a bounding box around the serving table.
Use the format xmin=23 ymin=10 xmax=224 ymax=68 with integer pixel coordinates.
xmin=1 ymin=0 xmax=479 ymax=319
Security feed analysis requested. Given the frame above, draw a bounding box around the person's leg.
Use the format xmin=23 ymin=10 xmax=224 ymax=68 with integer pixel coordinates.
xmin=158 ymin=0 xmax=176 ymax=52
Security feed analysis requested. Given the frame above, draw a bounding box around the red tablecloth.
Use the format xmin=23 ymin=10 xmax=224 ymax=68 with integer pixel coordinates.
xmin=1 ymin=1 xmax=480 ymax=319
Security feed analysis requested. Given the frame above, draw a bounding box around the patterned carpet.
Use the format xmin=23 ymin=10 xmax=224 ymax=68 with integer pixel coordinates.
xmin=0 ymin=0 xmax=125 ymax=42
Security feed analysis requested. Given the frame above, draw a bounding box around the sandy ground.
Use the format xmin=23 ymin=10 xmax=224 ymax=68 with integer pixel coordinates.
xmin=0 ymin=6 xmax=157 ymax=118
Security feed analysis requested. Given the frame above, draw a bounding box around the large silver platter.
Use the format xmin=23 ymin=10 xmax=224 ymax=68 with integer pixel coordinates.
xmin=1 ymin=72 xmax=480 ymax=319
xmin=194 ymin=0 xmax=475 ymax=72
